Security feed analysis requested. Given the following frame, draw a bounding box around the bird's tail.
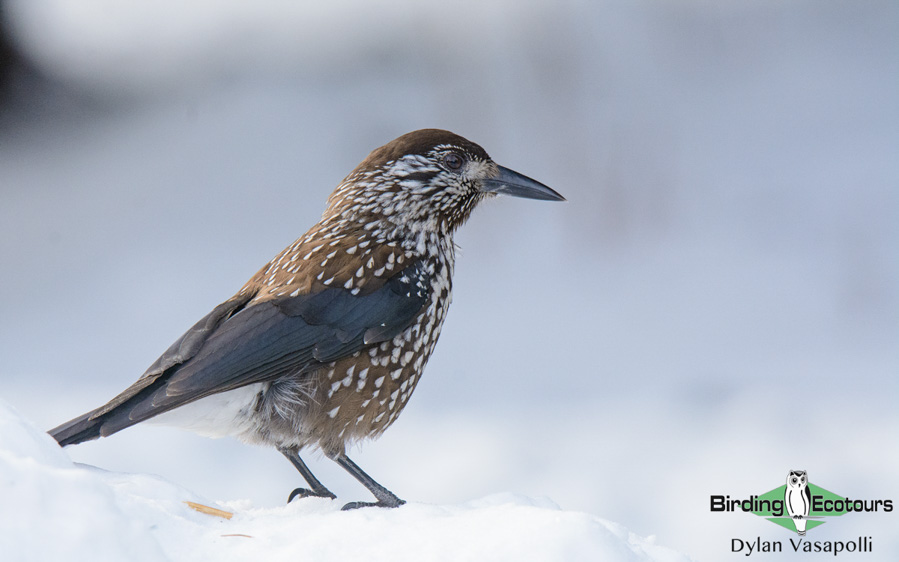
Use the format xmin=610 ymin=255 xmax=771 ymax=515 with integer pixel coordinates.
xmin=49 ymin=407 xmax=108 ymax=447
xmin=49 ymin=294 xmax=256 ymax=447
xmin=49 ymin=374 xmax=161 ymax=446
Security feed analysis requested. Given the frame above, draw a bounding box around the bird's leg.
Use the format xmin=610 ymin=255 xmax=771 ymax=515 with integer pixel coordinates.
xmin=280 ymin=447 xmax=336 ymax=502
xmin=327 ymin=451 xmax=405 ymax=510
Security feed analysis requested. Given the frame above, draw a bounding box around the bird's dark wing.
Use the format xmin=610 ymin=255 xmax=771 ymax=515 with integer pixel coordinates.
xmin=86 ymin=293 xmax=256 ymax=420
xmin=49 ymin=293 xmax=255 ymax=445
xmin=50 ymin=260 xmax=430 ymax=444
xmin=105 ymin=259 xmax=430 ymax=433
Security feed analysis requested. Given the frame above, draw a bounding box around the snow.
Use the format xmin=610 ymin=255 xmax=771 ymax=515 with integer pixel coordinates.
xmin=0 ymin=399 xmax=691 ymax=562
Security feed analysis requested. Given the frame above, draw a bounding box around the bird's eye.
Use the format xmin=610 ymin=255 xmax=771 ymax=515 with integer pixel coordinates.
xmin=443 ymin=152 xmax=464 ymax=171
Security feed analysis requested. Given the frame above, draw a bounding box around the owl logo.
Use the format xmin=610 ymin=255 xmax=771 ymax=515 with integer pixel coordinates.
xmin=785 ymin=470 xmax=811 ymax=535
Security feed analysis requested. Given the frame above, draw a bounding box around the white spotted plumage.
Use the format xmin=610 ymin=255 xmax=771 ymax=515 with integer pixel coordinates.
xmin=98 ymin=129 xmax=558 ymax=475
xmin=47 ymin=129 xmax=563 ymax=514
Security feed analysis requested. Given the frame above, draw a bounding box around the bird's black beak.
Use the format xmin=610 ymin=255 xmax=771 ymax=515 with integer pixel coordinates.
xmin=480 ymin=165 xmax=565 ymax=201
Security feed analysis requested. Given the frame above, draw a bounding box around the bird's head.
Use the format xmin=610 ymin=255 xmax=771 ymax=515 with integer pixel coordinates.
xmin=323 ymin=129 xmax=564 ymax=240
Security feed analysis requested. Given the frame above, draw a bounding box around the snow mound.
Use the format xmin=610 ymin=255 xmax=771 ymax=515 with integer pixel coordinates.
xmin=0 ymin=399 xmax=692 ymax=562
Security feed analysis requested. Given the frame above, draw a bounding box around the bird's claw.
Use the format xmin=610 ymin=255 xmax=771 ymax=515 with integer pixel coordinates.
xmin=341 ymin=498 xmax=406 ymax=511
xmin=287 ymin=487 xmax=337 ymax=503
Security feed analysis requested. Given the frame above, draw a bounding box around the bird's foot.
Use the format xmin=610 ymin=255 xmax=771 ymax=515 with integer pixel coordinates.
xmin=287 ymin=487 xmax=337 ymax=503
xmin=341 ymin=498 xmax=406 ymax=511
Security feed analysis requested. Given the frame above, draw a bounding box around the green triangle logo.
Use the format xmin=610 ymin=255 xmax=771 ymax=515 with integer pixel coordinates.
xmin=751 ymin=481 xmax=850 ymax=534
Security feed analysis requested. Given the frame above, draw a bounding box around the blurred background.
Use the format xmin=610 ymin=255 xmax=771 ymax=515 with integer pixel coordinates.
xmin=1 ymin=0 xmax=896 ymax=559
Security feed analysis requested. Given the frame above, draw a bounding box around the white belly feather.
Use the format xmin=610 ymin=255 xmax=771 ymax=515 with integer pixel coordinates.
xmin=147 ymin=383 xmax=267 ymax=439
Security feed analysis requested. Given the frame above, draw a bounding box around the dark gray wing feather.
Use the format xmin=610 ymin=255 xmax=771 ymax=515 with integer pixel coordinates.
xmin=88 ymin=293 xmax=255 ymax=420
xmin=55 ymin=260 xmax=430 ymax=442
xmin=48 ymin=293 xmax=254 ymax=446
